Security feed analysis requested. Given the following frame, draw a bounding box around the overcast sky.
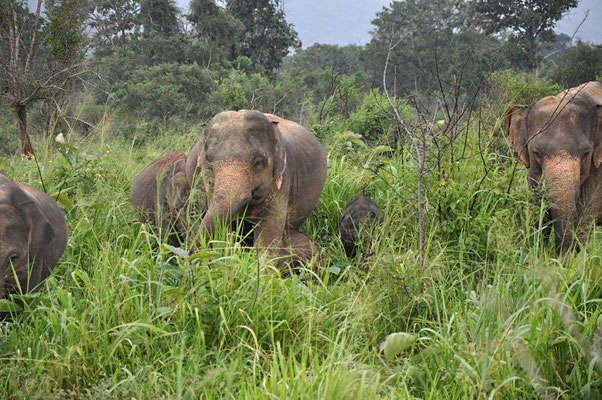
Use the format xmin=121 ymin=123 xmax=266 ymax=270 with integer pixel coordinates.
xmin=177 ymin=0 xmax=601 ymax=48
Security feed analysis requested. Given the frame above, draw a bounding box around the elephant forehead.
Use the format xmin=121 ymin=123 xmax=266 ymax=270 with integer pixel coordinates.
xmin=0 ymin=204 xmax=23 ymax=228
xmin=208 ymin=111 xmax=272 ymax=140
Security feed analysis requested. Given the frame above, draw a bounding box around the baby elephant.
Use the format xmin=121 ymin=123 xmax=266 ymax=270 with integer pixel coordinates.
xmin=131 ymin=151 xmax=191 ymax=244
xmin=339 ymin=195 xmax=383 ymax=259
xmin=0 ymin=172 xmax=68 ymax=299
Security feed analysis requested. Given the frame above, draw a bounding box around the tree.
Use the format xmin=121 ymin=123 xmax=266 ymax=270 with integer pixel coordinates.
xmin=136 ymin=0 xmax=187 ymax=65
xmin=140 ymin=0 xmax=179 ymax=36
xmin=470 ymin=0 xmax=578 ymax=71
xmin=188 ymin=0 xmax=243 ymax=64
xmin=89 ymin=0 xmax=140 ymax=54
xmin=226 ymin=0 xmax=300 ymax=75
xmin=550 ymin=41 xmax=602 ymax=88
xmin=366 ymin=0 xmax=504 ymax=95
xmin=0 ymin=0 xmax=90 ymax=155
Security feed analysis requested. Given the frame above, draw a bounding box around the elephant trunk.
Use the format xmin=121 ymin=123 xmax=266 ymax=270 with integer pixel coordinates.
xmin=199 ymin=162 xmax=253 ymax=239
xmin=542 ymin=153 xmax=581 ymax=253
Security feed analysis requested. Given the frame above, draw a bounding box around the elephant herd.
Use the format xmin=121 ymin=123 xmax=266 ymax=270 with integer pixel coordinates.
xmin=0 ymin=81 xmax=601 ymax=303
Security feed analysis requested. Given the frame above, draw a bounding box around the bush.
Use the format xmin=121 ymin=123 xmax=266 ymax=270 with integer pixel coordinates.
xmin=111 ymin=63 xmax=214 ymax=120
xmin=350 ymin=89 xmax=413 ymax=146
xmin=488 ymin=69 xmax=562 ymax=107
xmin=549 ymin=41 xmax=602 ymax=88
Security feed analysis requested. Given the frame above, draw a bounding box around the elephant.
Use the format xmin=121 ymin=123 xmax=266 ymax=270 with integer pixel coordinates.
xmin=186 ymin=110 xmax=327 ymax=268
xmin=0 ymin=172 xmax=68 ymax=299
xmin=131 ymin=151 xmax=192 ymax=244
xmin=505 ymin=81 xmax=602 ymax=253
xmin=339 ymin=195 xmax=383 ymax=259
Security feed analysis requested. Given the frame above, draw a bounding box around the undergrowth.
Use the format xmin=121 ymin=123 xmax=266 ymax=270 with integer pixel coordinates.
xmin=0 ymin=119 xmax=601 ymax=399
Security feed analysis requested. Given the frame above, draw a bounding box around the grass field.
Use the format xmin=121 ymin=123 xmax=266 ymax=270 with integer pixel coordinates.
xmin=1 ymin=117 xmax=601 ymax=399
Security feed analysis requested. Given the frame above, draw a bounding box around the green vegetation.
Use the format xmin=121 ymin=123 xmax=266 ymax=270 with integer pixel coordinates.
xmin=1 ymin=0 xmax=602 ymax=398
xmin=1 ymin=75 xmax=602 ymax=398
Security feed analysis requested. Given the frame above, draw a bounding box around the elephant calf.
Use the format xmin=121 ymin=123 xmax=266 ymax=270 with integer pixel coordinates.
xmin=505 ymin=81 xmax=602 ymax=252
xmin=131 ymin=151 xmax=192 ymax=244
xmin=339 ymin=195 xmax=383 ymax=259
xmin=186 ymin=110 xmax=327 ymax=270
xmin=0 ymin=172 xmax=68 ymax=299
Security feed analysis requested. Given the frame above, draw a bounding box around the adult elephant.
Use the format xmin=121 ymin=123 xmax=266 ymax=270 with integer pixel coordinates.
xmin=0 ymin=172 xmax=68 ymax=299
xmin=186 ymin=110 xmax=327 ymax=267
xmin=505 ymin=81 xmax=602 ymax=253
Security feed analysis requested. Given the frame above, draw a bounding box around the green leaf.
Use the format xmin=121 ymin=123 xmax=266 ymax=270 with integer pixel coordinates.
xmin=162 ymin=244 xmax=189 ymax=259
xmin=0 ymin=299 xmax=24 ymax=313
xmin=372 ymin=145 xmax=395 ymax=154
xmin=379 ymin=332 xmax=417 ymax=362
xmin=188 ymin=250 xmax=216 ymax=262
xmin=50 ymin=191 xmax=75 ymax=211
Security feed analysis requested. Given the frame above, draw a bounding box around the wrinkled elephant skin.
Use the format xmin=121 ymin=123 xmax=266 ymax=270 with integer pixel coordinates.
xmin=505 ymin=81 xmax=602 ymax=253
xmin=131 ymin=151 xmax=192 ymax=245
xmin=0 ymin=172 xmax=68 ymax=300
xmin=186 ymin=110 xmax=327 ymax=269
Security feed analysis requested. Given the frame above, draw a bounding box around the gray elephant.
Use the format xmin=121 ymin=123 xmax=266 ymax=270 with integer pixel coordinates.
xmin=0 ymin=172 xmax=68 ymax=299
xmin=186 ymin=110 xmax=327 ymax=267
xmin=505 ymin=81 xmax=602 ymax=252
xmin=131 ymin=151 xmax=192 ymax=244
xmin=339 ymin=195 xmax=383 ymax=259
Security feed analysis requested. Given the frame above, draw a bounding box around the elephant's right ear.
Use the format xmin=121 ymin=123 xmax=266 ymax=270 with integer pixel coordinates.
xmin=594 ymin=104 xmax=602 ymax=168
xmin=504 ymin=105 xmax=530 ymax=168
xmin=270 ymin=120 xmax=287 ymax=181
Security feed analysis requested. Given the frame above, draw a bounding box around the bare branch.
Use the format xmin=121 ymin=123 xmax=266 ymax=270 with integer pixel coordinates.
xmin=24 ymin=0 xmax=43 ymax=73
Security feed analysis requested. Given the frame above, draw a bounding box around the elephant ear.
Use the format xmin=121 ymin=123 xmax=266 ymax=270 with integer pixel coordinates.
xmin=10 ymin=186 xmax=55 ymax=266
xmin=270 ymin=120 xmax=287 ymax=183
xmin=593 ymin=104 xmax=602 ymax=168
xmin=186 ymin=140 xmax=203 ymax=187
xmin=504 ymin=105 xmax=530 ymax=168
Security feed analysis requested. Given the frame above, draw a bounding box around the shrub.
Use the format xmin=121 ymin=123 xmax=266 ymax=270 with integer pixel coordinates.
xmin=549 ymin=41 xmax=602 ymax=88
xmin=111 ymin=63 xmax=213 ymax=120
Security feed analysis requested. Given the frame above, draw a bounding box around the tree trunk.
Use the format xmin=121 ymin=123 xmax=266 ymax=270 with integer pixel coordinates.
xmin=16 ymin=104 xmax=34 ymax=156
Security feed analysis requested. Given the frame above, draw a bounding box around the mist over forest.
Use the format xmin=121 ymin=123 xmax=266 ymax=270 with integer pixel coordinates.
xmin=1 ymin=0 xmax=602 ymax=398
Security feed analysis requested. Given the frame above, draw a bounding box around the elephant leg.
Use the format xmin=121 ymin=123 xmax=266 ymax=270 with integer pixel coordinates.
xmin=276 ymin=230 xmax=318 ymax=277
xmin=284 ymin=230 xmax=317 ymax=265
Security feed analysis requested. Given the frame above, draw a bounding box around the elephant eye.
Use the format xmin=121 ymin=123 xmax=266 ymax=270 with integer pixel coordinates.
xmin=532 ymin=149 xmax=542 ymax=159
xmin=252 ymin=156 xmax=266 ymax=169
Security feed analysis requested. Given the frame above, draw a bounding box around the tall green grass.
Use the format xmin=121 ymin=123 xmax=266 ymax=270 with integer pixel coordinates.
xmin=0 ymin=122 xmax=601 ymax=399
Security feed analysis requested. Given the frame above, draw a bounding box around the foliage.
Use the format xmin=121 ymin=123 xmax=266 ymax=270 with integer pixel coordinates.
xmin=550 ymin=41 xmax=602 ymax=88
xmin=365 ymin=0 xmax=505 ymax=96
xmin=226 ymin=0 xmax=301 ymax=75
xmin=470 ymin=0 xmax=578 ymax=70
xmin=1 ymin=116 xmax=601 ymax=397
xmin=89 ymin=0 xmax=140 ymax=54
xmin=488 ymin=69 xmax=562 ymax=108
xmin=111 ymin=62 xmax=214 ymax=120
xmin=139 ymin=0 xmax=179 ymax=36
xmin=283 ymin=43 xmax=365 ymax=75
xmin=350 ymin=89 xmax=410 ymax=145
xmin=188 ymin=0 xmax=242 ymax=63
xmin=43 ymin=0 xmax=90 ymax=65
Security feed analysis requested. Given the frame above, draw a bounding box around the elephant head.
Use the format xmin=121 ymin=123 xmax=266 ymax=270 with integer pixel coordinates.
xmin=189 ymin=110 xmax=287 ymax=240
xmin=505 ymin=82 xmax=602 ymax=252
xmin=0 ymin=175 xmax=56 ymax=298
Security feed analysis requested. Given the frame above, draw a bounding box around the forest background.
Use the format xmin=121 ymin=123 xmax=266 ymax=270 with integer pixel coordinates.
xmin=1 ymin=0 xmax=602 ymax=398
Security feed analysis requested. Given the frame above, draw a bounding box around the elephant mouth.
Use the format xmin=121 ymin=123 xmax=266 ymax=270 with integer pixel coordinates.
xmin=251 ymin=186 xmax=270 ymax=203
